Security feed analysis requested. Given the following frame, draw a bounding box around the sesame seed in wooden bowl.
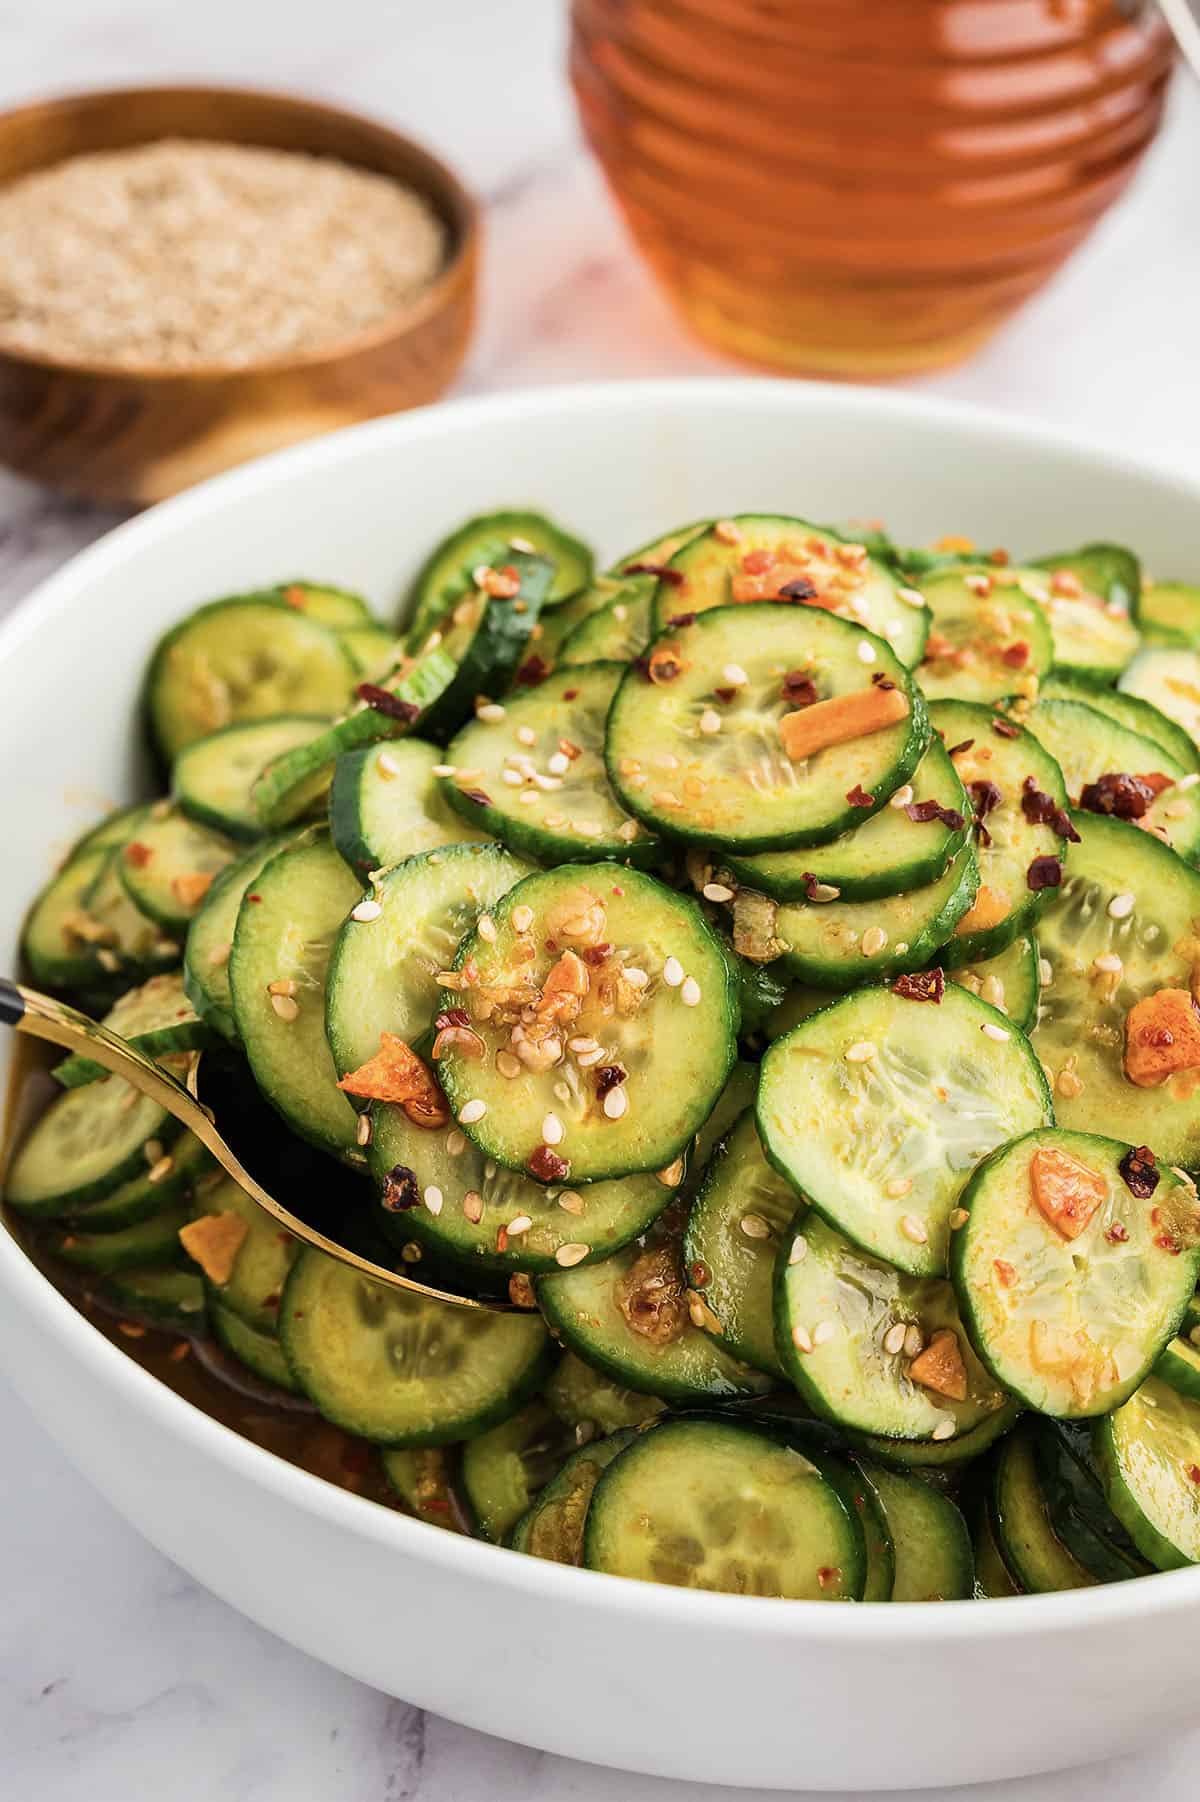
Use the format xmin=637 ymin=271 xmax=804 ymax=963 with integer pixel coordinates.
xmin=0 ymin=86 xmax=478 ymax=503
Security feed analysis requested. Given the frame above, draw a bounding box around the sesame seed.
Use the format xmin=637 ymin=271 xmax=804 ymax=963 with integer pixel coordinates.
xmin=462 ymin=1191 xmax=484 ymax=1223
xmin=507 ymin=1215 xmax=533 ymax=1236
xmin=542 ymin=1112 xmax=565 ymax=1145
xmin=884 ymin=1322 xmax=908 ymax=1356
xmin=1108 ymin=892 xmax=1135 ymax=920
xmin=653 ymin=790 xmax=681 ymax=809
xmin=791 ymin=1324 xmax=814 ymax=1353
xmin=1094 ymin=952 xmax=1122 ymax=974
xmin=740 ymin=1213 xmax=771 ymax=1240
xmin=512 ymin=905 xmax=534 ymax=933
xmin=861 ymin=926 xmax=887 ymax=958
xmin=903 ymin=1325 xmax=924 ymax=1358
xmin=812 ymin=1319 xmax=836 ymax=1346
xmin=575 ymin=1046 xmax=605 ymax=1068
xmin=931 ymin=1419 xmax=956 ymax=1442
xmin=1056 ymin=1067 xmax=1083 ymax=1099
xmin=617 ymin=821 xmax=640 ymax=842
xmin=658 ymin=1156 xmax=685 ymax=1187
xmin=680 ymin=977 xmax=702 ymax=1007
xmin=809 ymin=881 xmax=841 ymax=902
xmin=714 ymin=518 xmax=743 ymax=545
xmin=267 ymin=978 xmax=297 ymax=996
xmin=689 ymin=1293 xmax=722 ymax=1334
xmin=603 ymin=1087 xmax=628 ymax=1120
xmin=533 ymin=771 xmax=563 ymax=792
xmin=95 ymin=948 xmax=120 ymax=974
xmin=703 ymin=883 xmax=734 ymax=903
xmin=496 ymin=1050 xmax=521 ymax=1079
xmin=477 ymin=914 xmax=497 ymax=943
xmin=845 ymin=1040 xmax=876 ymax=1062
xmin=613 ymin=604 xmax=628 ymax=622
xmin=1039 ymin=958 xmax=1053 ymax=985
xmin=515 ymin=724 xmax=537 ymax=747
xmin=446 ymin=1131 xmax=467 ymax=1156
xmin=502 ymin=769 xmax=523 ymax=787
xmin=889 ymin=785 xmax=914 ymax=809
xmin=209 ymin=942 xmax=231 ymax=968
xmin=980 ymin=1022 xmax=1010 ymax=1041
xmin=509 ymin=535 xmax=535 ymax=553
xmin=271 ymin=993 xmax=299 ymax=1022
xmin=856 ymin=641 xmax=877 ymax=664
xmin=432 ymin=764 xmax=456 ymax=777
xmin=356 ymin=1113 xmax=373 ymax=1147
xmin=1179 ymin=773 xmax=1200 ymax=791
xmin=351 ymin=898 xmax=382 ymax=922
xmin=568 ymin=1036 xmax=600 ymax=1054
xmin=548 ymin=750 xmax=570 ymax=776
xmin=949 ymin=1208 xmax=969 ymax=1230
xmin=663 ymin=956 xmax=684 ymax=987
xmin=885 ymin=1176 xmax=913 ymax=1199
xmin=376 ymin=751 xmax=400 ymax=779
xmin=477 ymin=704 xmax=507 ymax=726
xmin=518 ymin=791 xmax=539 ymax=806
xmin=147 ymin=1155 xmax=174 ymax=1185
xmin=553 ymin=1080 xmax=571 ymax=1102
xmin=423 ymin=1185 xmax=444 ymax=1216
xmin=722 ymin=663 xmax=749 ymax=688
xmin=460 ymin=1099 xmax=487 ymax=1124
xmin=788 ymin=1234 xmax=808 ymax=1265
xmin=899 ymin=1213 xmax=928 ymax=1244
xmin=623 ymin=966 xmax=649 ymax=988
xmin=555 ymin=1241 xmax=590 ymax=1268
xmin=485 ymin=1160 xmax=497 ymax=1180
xmin=699 ymin=708 xmax=722 ymax=736
xmin=559 ymin=1190 xmax=585 ymax=1215
xmin=898 ymin=586 xmax=925 ymax=608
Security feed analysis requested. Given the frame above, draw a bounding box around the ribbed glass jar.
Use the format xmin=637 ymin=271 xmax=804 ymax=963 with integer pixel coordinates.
xmin=570 ymin=0 xmax=1174 ymax=377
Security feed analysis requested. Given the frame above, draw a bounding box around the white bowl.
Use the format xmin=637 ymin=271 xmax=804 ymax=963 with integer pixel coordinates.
xmin=3 ymin=380 xmax=1199 ymax=1793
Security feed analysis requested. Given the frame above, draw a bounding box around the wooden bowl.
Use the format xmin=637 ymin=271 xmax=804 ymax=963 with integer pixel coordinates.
xmin=0 ymin=86 xmax=479 ymax=503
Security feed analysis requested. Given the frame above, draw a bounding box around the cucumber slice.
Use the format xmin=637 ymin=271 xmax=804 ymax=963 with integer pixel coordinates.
xmin=1093 ymin=1376 xmax=1200 ymax=1570
xmin=560 ymin=589 xmax=652 ymax=666
xmin=406 ymin=510 xmax=593 ymax=647
xmin=369 ymin=1098 xmax=674 ymax=1276
xmin=46 ymin=1200 xmax=191 ymax=1273
xmin=187 ymin=1172 xmax=299 ymax=1332
xmin=949 ymin=933 xmax=1040 ymax=1033
xmin=956 ymin=1129 xmax=1200 ymax=1417
xmin=329 ymin=740 xmax=487 ymax=880
xmin=772 ymin=845 xmax=978 ymax=989
xmin=1026 ymin=698 xmax=1200 ymax=861
xmin=63 ymin=801 xmax=156 ymax=862
xmin=653 ymin=516 xmax=929 ymax=668
xmin=22 ymin=844 xmax=177 ymax=1000
xmin=6 ymin=1081 xmax=180 ymax=1216
xmin=326 ymin=843 xmax=529 ymax=1088
xmin=1029 ymin=1419 xmax=1149 ymax=1582
xmin=1032 ymin=811 xmax=1200 ymax=1168
xmin=991 ymin=1424 xmax=1096 ymax=1592
xmin=917 ymin=567 xmax=1054 ymax=704
xmin=758 ymin=983 xmax=1052 ymax=1277
xmin=272 ymin=580 xmax=371 ymax=629
xmin=1040 ymin=672 xmax=1200 ymax=775
xmin=854 ymin=1398 xmax=1022 ymax=1472
xmin=211 ymin=1300 xmax=302 ymax=1395
xmin=436 ymin=865 xmax=738 ymax=1184
xmin=858 ymin=1462 xmax=974 ymax=1600
xmin=510 ymin=1430 xmax=636 ymax=1563
xmin=340 ymin=624 xmax=403 ymax=680
xmin=61 ymin=1131 xmax=213 ymax=1232
xmin=544 ymin=1351 xmax=665 ymax=1436
xmin=381 ymin=1446 xmax=470 ymax=1532
xmin=412 ymin=555 xmax=555 ymax=745
xmin=973 ymin=1501 xmax=1023 ymax=1596
xmin=1154 ymin=1334 xmax=1200 ymax=1400
xmin=1119 ymin=646 xmax=1200 ymax=754
xmin=611 ymin=518 xmax=710 ymax=579
xmin=118 ymin=810 xmax=238 ymax=933
xmin=250 ymin=643 xmax=459 ymax=829
xmin=841 ymin=1458 xmax=895 ymax=1601
xmin=53 ymin=970 xmax=210 ymax=1088
xmin=145 ymin=597 xmax=356 ymax=761
xmin=277 ymin=1247 xmax=549 ymax=1445
xmin=1029 ymin=547 xmax=1141 ymax=683
xmin=681 ymin=1058 xmax=759 ymax=1199
xmin=682 ymin=1110 xmax=798 ymax=1377
xmin=537 ymin=1215 xmax=772 ymax=1404
xmin=183 ymin=834 xmax=293 ymax=1042
xmin=776 ymin=1213 xmax=1010 ymax=1443
xmin=228 ymin=828 xmax=363 ymax=1159
xmin=103 ymin=1264 xmax=207 ymax=1329
xmin=459 ymin=1401 xmax=574 ymax=1542
xmin=928 ymin=700 xmax=1073 ymax=967
xmin=1137 ymin=581 xmax=1200 ymax=650
xmin=441 ymin=663 xmax=661 ymax=866
xmin=583 ymin=1416 xmax=866 ymax=1599
xmin=173 ymin=715 xmax=329 ymax=840
xmin=607 ymin=605 xmax=929 ymax=853
xmin=510 ymin=581 xmax=623 ymax=687
xmin=725 ymin=740 xmax=969 ymax=903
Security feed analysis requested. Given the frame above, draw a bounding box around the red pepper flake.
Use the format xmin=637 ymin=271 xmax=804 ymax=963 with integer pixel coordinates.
xmin=356 ymin=683 xmax=420 ymax=724
xmin=905 ymin=798 xmax=966 ymax=830
xmin=1027 ymin=854 xmax=1063 ymax=892
xmin=460 ymin=788 xmax=492 ymax=807
xmin=1186 ymin=1465 xmax=1200 ymax=1484
xmin=1079 ymin=772 xmax=1159 ymax=822
xmin=562 ymin=688 xmax=579 ymax=702
xmin=247 ymin=893 xmax=262 ymax=904
xmin=581 ymin=943 xmax=613 ymax=966
xmin=816 ymin=1566 xmax=841 ymax=1590
xmin=666 ymin=611 xmax=697 ymax=629
xmin=1001 ymin=641 xmax=1031 ymax=668
xmin=528 ymin=1144 xmax=570 ymax=1182
xmin=382 ymin=1165 xmax=420 ymax=1212
xmin=1021 ymin=777 xmax=1079 ymax=842
xmin=689 ymin=1260 xmax=711 ymax=1288
xmin=714 ymin=686 xmax=737 ymax=704
xmin=991 ymin=717 xmax=1020 ymax=739
xmin=870 ymin=673 xmax=897 ymax=692
xmin=779 ymin=577 xmax=819 ymax=601
xmin=595 ymin=1063 xmax=627 ymax=1097
xmin=262 ymin=1292 xmax=280 ymax=1311
xmin=967 ymin=779 xmax=1002 ymax=847
xmin=993 ymin=1259 xmax=1017 ymax=1288
xmin=781 ymin=670 xmax=818 ymax=707
xmin=892 ymin=968 xmax=945 ymax=1004
xmin=1139 ymin=771 xmax=1175 ymax=797
xmin=742 ymin=548 xmax=776 ymax=575
xmin=847 ymin=784 xmax=874 ymax=808
xmin=1155 ymin=1233 xmax=1182 ymax=1255
xmin=124 ymin=840 xmax=153 ymax=868
xmin=623 ymin=561 xmax=684 ymax=586
xmin=435 ymin=1008 xmax=471 ymax=1030
xmin=646 ymin=642 xmax=686 ymax=684
xmin=1105 ymin=1223 xmax=1130 ymax=1244
xmin=1119 ymin=1144 xmax=1160 ymax=1198
xmin=947 ymin=738 xmax=975 ymax=758
xmin=515 ymin=655 xmax=551 ymax=687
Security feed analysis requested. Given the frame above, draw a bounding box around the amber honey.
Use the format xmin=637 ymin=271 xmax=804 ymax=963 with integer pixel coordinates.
xmin=570 ymin=0 xmax=1173 ymax=377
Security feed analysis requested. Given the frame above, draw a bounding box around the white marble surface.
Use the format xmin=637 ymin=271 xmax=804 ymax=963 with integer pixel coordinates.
xmin=3 ymin=3 xmax=1200 ymax=1797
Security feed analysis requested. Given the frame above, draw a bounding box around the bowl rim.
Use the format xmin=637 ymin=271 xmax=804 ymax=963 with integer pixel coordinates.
xmin=0 ymin=81 xmax=478 ymax=383
xmin=4 ymin=373 xmax=1200 ymax=1641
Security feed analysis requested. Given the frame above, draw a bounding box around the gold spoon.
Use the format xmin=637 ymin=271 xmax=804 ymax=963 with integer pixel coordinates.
xmin=0 ymin=977 xmax=508 ymax=1312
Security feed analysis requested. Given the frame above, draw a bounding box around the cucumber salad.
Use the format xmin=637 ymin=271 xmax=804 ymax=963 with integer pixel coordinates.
xmin=12 ymin=517 xmax=1200 ymax=1602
